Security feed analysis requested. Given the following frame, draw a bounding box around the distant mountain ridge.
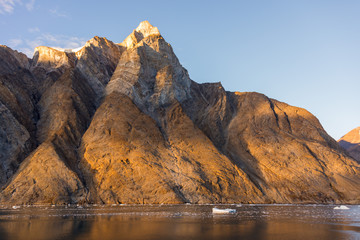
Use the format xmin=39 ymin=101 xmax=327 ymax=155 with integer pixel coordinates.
xmin=338 ymin=127 xmax=360 ymax=162
xmin=0 ymin=21 xmax=359 ymax=205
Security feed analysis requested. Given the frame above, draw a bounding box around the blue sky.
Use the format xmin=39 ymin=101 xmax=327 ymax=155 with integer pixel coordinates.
xmin=0 ymin=0 xmax=359 ymax=139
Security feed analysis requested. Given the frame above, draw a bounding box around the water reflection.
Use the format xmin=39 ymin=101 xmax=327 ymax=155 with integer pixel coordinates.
xmin=0 ymin=205 xmax=359 ymax=240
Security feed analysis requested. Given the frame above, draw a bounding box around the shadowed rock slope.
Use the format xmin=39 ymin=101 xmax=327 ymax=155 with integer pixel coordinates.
xmin=0 ymin=21 xmax=359 ymax=205
xmin=339 ymin=127 xmax=360 ymax=162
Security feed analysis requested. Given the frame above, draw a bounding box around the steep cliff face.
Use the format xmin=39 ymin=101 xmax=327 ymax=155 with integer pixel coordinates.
xmin=108 ymin=21 xmax=191 ymax=117
xmin=79 ymin=92 xmax=264 ymax=204
xmin=339 ymin=127 xmax=360 ymax=162
xmin=183 ymin=83 xmax=360 ymax=203
xmin=0 ymin=69 xmax=95 ymax=204
xmin=0 ymin=21 xmax=359 ymax=204
xmin=76 ymin=36 xmax=121 ymax=103
xmin=0 ymin=46 xmax=37 ymax=187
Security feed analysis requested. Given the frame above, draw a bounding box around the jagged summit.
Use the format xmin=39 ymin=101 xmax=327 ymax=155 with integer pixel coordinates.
xmin=0 ymin=21 xmax=360 ymax=205
xmin=135 ymin=20 xmax=160 ymax=37
xmin=120 ymin=20 xmax=161 ymax=48
xmin=107 ymin=21 xmax=191 ymax=115
xmin=32 ymin=46 xmax=76 ymax=69
xmin=33 ymin=36 xmax=110 ymax=58
xmin=338 ymin=126 xmax=360 ymax=161
xmin=0 ymin=45 xmax=30 ymax=72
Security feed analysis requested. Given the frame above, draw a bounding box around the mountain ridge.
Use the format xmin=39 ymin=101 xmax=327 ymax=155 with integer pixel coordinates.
xmin=0 ymin=21 xmax=359 ymax=205
xmin=338 ymin=126 xmax=360 ymax=162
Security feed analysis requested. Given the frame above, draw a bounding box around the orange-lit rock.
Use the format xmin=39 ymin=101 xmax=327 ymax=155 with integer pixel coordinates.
xmin=0 ymin=21 xmax=359 ymax=204
xmin=338 ymin=127 xmax=360 ymax=161
xmin=79 ymin=92 xmax=264 ymax=204
xmin=33 ymin=46 xmax=76 ymax=69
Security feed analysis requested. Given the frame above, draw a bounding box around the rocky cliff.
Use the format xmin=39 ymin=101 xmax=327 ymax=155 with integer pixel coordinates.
xmin=338 ymin=127 xmax=360 ymax=162
xmin=0 ymin=21 xmax=359 ymax=205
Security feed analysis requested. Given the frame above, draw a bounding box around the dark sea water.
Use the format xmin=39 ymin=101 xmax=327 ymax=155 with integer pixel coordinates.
xmin=0 ymin=204 xmax=359 ymax=240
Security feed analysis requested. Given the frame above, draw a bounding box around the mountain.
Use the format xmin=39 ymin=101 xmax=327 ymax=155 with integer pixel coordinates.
xmin=0 ymin=21 xmax=359 ymax=205
xmin=338 ymin=127 xmax=360 ymax=161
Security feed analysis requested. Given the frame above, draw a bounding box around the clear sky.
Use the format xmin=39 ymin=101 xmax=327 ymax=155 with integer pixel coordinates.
xmin=0 ymin=0 xmax=359 ymax=140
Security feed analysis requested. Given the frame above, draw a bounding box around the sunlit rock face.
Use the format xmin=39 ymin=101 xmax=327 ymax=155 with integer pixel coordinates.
xmin=33 ymin=46 xmax=76 ymax=69
xmin=107 ymin=21 xmax=191 ymax=118
xmin=184 ymin=88 xmax=360 ymax=203
xmin=0 ymin=21 xmax=359 ymax=204
xmin=75 ymin=36 xmax=122 ymax=104
xmin=338 ymin=127 xmax=360 ymax=161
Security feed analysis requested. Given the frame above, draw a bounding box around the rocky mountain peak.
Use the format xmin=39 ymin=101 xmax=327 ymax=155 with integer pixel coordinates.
xmin=76 ymin=36 xmax=120 ymax=59
xmin=83 ymin=36 xmax=109 ymax=48
xmin=120 ymin=20 xmax=161 ymax=49
xmin=0 ymin=45 xmax=30 ymax=74
xmin=71 ymin=36 xmax=121 ymax=105
xmin=339 ymin=127 xmax=360 ymax=144
xmin=135 ymin=20 xmax=160 ymax=37
xmin=1 ymin=21 xmax=360 ymax=205
xmin=107 ymin=21 xmax=191 ymax=116
xmin=32 ymin=46 xmax=76 ymax=69
xmin=338 ymin=126 xmax=360 ymax=161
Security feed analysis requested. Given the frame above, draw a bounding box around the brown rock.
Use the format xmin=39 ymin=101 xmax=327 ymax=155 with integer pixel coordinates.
xmin=0 ymin=142 xmax=87 ymax=204
xmin=184 ymin=83 xmax=360 ymax=203
xmin=108 ymin=21 xmax=191 ymax=117
xmin=0 ymin=45 xmax=29 ymax=74
xmin=0 ymin=67 xmax=96 ymax=204
xmin=79 ymin=92 xmax=263 ymax=204
xmin=32 ymin=46 xmax=76 ymax=69
xmin=0 ymin=46 xmax=37 ymax=187
xmin=75 ymin=36 xmax=122 ymax=103
xmin=338 ymin=127 xmax=360 ymax=161
xmin=0 ymin=21 xmax=359 ymax=204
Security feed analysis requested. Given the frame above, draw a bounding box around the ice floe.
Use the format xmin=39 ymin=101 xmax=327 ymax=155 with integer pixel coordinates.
xmin=212 ymin=207 xmax=236 ymax=214
xmin=334 ymin=205 xmax=349 ymax=210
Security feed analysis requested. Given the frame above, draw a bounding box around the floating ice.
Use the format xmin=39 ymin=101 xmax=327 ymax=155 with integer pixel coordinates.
xmin=212 ymin=207 xmax=236 ymax=214
xmin=334 ymin=205 xmax=349 ymax=210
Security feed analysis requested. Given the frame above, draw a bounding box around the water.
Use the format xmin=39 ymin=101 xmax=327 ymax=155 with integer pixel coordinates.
xmin=0 ymin=204 xmax=359 ymax=240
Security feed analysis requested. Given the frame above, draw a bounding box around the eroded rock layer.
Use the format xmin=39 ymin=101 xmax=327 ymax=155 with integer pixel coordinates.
xmin=0 ymin=21 xmax=359 ymax=204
